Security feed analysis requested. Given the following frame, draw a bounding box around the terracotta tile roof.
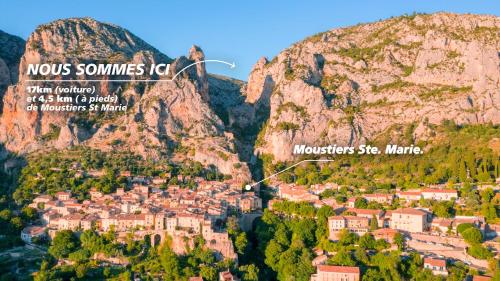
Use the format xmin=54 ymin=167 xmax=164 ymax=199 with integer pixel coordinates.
xmin=22 ymin=226 xmax=46 ymax=236
xmin=116 ymin=213 xmax=146 ymax=220
xmin=373 ymin=228 xmax=398 ymax=236
xmin=347 ymin=208 xmax=384 ymax=216
xmin=397 ymin=191 xmax=422 ymax=196
xmin=318 ymin=265 xmax=360 ymax=274
xmin=329 ymin=215 xmax=369 ymax=222
xmin=55 ymin=191 xmax=71 ymax=195
xmin=64 ymin=213 xmax=85 ymax=220
xmin=393 ymin=208 xmax=427 ymax=216
xmin=363 ymin=193 xmax=392 ymax=198
xmin=422 ymin=189 xmax=457 ymax=194
xmin=424 ymin=257 xmax=446 ymax=267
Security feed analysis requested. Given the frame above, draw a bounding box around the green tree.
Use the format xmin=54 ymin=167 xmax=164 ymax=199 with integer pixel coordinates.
xmin=481 ymin=203 xmax=498 ymax=221
xmin=48 ymin=230 xmax=79 ymax=259
xmin=316 ymin=205 xmax=335 ymax=240
xmin=359 ymin=233 xmax=376 ymax=250
xmin=394 ymin=232 xmax=404 ymax=251
xmin=338 ymin=229 xmax=358 ymax=246
xmin=354 ymin=197 xmax=368 ymax=209
xmin=235 ymin=232 xmax=249 ymax=255
xmin=432 ymin=201 xmax=454 ymax=218
xmin=413 ymin=269 xmax=442 ymax=281
xmin=328 ymin=248 xmax=356 ymax=266
xmin=276 ymin=247 xmax=315 ymax=281
xmin=467 ymin=244 xmax=493 ymax=259
xmin=21 ymin=206 xmax=37 ymax=220
xmin=75 ymin=263 xmax=88 ymax=279
xmin=159 ymin=239 xmax=182 ymax=281
xmin=456 ymin=223 xmax=474 ymax=235
xmin=200 ymin=265 xmax=217 ymax=281
xmin=239 ymin=264 xmax=259 ymax=281
xmin=68 ymin=249 xmax=91 ymax=263
xmin=375 ymin=239 xmax=390 ymax=251
xmin=362 ymin=269 xmax=384 ymax=281
xmin=265 ymin=239 xmax=284 ymax=271
xmin=462 ymin=227 xmax=483 ymax=244
xmin=447 ymin=264 xmax=468 ymax=281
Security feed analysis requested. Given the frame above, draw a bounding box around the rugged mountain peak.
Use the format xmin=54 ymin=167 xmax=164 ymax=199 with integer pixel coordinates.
xmin=188 ymin=45 xmax=209 ymax=102
xmin=0 ymin=30 xmax=24 ymax=111
xmin=247 ymin=12 xmax=500 ymax=161
xmin=21 ymin=17 xmax=170 ymax=80
xmin=0 ymin=18 xmax=251 ymax=181
xmin=27 ymin=17 xmax=168 ymax=60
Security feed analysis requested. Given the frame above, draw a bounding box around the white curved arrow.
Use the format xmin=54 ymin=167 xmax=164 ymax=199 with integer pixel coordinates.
xmin=245 ymin=159 xmax=335 ymax=190
xmin=170 ymin=59 xmax=236 ymax=81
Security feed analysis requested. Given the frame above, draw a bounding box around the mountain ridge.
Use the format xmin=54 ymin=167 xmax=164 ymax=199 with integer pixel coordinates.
xmin=243 ymin=12 xmax=500 ymax=161
xmin=0 ymin=13 xmax=499 ymax=180
xmin=0 ymin=17 xmax=251 ymax=181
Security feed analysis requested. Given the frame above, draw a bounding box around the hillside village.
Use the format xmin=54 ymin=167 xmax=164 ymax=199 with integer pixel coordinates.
xmin=0 ymin=11 xmax=499 ymax=281
xmin=17 ymin=162 xmax=500 ymax=280
xmin=23 ymin=172 xmax=263 ymax=258
xmin=269 ymin=179 xmax=500 ymax=281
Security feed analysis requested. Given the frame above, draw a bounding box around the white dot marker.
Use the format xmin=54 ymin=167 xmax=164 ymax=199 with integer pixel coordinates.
xmin=245 ymin=184 xmax=252 ymax=191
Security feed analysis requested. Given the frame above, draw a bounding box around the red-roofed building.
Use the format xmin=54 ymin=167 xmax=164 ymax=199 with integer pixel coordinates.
xmin=278 ymin=184 xmax=319 ymax=202
xmin=391 ymin=208 xmax=430 ymax=233
xmin=21 ymin=226 xmax=47 ymax=243
xmin=346 ymin=208 xmax=385 ymax=227
xmin=362 ymin=193 xmax=394 ymax=205
xmin=423 ymin=257 xmax=447 ymax=276
xmin=328 ymin=216 xmax=369 ymax=240
xmin=396 ymin=190 xmax=422 ymax=201
xmin=347 ymin=197 xmax=357 ymax=208
xmin=55 ymin=191 xmax=71 ymax=201
xmin=311 ymin=265 xmax=360 ymax=281
xmin=421 ymin=189 xmax=457 ymax=201
xmin=372 ymin=228 xmax=400 ymax=243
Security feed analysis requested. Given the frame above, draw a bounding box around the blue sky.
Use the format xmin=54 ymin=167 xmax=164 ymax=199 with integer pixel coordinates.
xmin=1 ymin=1 xmax=498 ymax=80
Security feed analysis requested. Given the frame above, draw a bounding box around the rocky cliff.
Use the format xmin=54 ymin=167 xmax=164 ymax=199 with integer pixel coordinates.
xmin=0 ymin=13 xmax=498 ymax=178
xmin=0 ymin=30 xmax=25 ymax=112
xmin=244 ymin=13 xmax=500 ymax=161
xmin=0 ymin=18 xmax=250 ymax=180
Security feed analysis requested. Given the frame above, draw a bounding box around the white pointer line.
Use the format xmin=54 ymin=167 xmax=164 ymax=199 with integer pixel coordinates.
xmin=25 ymin=59 xmax=236 ymax=83
xmin=247 ymin=159 xmax=335 ymax=189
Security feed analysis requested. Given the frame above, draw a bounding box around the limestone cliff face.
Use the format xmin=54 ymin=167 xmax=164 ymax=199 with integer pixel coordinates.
xmin=0 ymin=18 xmax=250 ymax=180
xmin=0 ymin=30 xmax=25 ymax=112
xmin=245 ymin=13 xmax=500 ymax=161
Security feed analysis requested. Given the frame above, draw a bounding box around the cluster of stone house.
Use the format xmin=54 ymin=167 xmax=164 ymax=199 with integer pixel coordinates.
xmin=269 ymin=182 xmax=499 ymax=281
xmin=328 ymin=215 xmax=370 ymax=239
xmin=308 ymin=255 xmax=497 ymax=281
xmin=24 ymin=179 xmax=262 ymax=261
xmin=327 ymin=207 xmax=432 ymax=240
xmin=273 ymin=182 xmax=497 ymax=239
xmin=396 ymin=189 xmax=458 ymax=201
xmin=423 ymin=257 xmax=448 ymax=276
xmin=276 ymin=183 xmax=459 ymax=207
xmin=310 ymin=265 xmax=360 ymax=281
xmin=277 ymin=184 xmax=320 ymax=202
